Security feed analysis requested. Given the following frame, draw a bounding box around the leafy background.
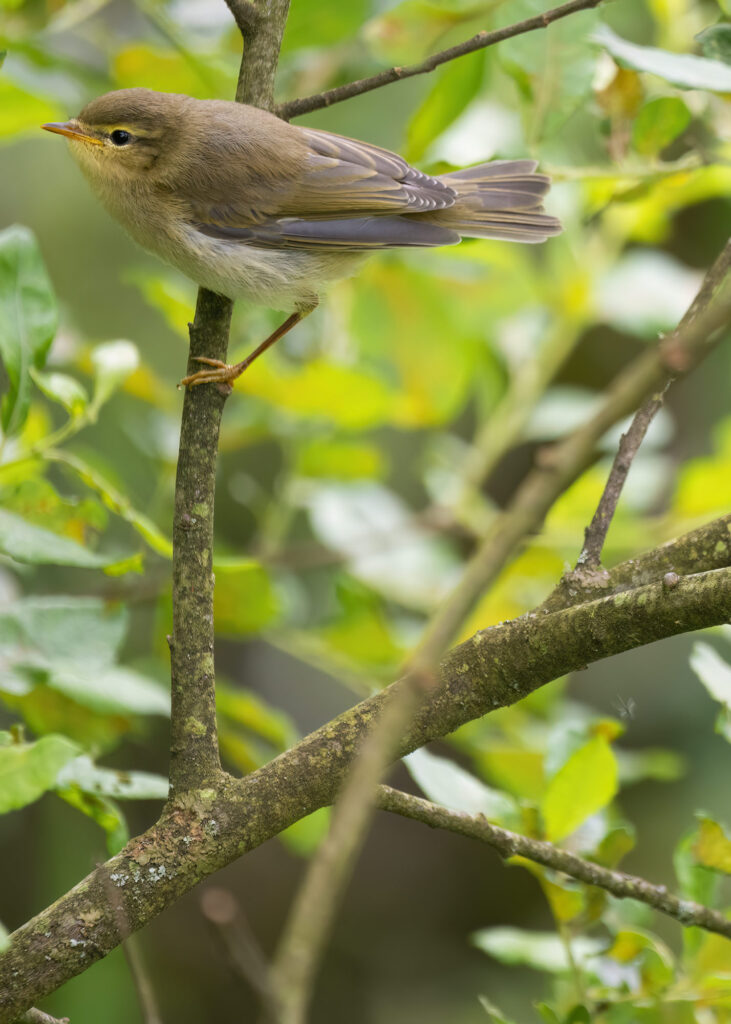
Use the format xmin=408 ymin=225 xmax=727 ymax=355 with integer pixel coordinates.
xmin=0 ymin=0 xmax=730 ymax=1021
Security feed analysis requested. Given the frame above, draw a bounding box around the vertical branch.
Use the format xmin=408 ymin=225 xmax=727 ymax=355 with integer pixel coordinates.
xmin=168 ymin=0 xmax=291 ymax=795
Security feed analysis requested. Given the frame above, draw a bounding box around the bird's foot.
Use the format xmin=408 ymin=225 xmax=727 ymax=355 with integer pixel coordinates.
xmin=180 ymin=357 xmax=245 ymax=389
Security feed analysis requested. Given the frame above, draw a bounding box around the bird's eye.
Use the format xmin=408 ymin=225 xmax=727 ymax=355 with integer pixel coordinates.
xmin=110 ymin=130 xmax=131 ymax=146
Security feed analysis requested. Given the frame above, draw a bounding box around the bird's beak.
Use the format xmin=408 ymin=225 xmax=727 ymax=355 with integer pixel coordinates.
xmin=41 ymin=121 xmax=104 ymax=147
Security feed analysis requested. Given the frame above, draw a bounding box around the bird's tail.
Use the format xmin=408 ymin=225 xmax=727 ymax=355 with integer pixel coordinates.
xmin=419 ymin=160 xmax=562 ymax=244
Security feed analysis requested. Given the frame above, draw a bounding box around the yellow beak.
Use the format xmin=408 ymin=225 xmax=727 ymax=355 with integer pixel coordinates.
xmin=41 ymin=121 xmax=104 ymax=147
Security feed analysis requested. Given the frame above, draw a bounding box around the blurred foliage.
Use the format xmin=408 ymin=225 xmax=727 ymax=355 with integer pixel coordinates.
xmin=0 ymin=0 xmax=730 ymax=1020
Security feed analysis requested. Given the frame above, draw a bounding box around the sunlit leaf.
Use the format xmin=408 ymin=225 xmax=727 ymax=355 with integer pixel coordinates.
xmin=0 ymin=733 xmax=80 ymax=813
xmin=0 ymin=225 xmax=57 ymax=436
xmin=282 ymin=0 xmax=367 ymax=52
xmin=404 ymin=747 xmax=520 ymax=827
xmin=0 ymin=79 xmax=61 ymax=139
xmin=279 ymin=807 xmax=331 ymax=858
xmin=56 ymin=755 xmax=169 ymax=801
xmin=0 ymin=509 xmax=117 ymax=567
xmin=471 ymin=927 xmax=604 ymax=972
xmin=213 ymin=561 xmax=279 ymax=635
xmin=90 ymin=339 xmax=140 ymax=410
xmin=30 ymin=368 xmax=88 ymax=417
xmin=693 ymin=816 xmax=731 ymax=873
xmin=594 ymin=23 xmax=731 ymax=91
xmin=632 ymin=97 xmax=691 ymax=155
xmin=295 ymin=438 xmax=385 ymax=481
xmin=406 ymin=49 xmax=485 ymax=162
xmin=477 ymin=996 xmax=518 ymax=1024
xmin=542 ymin=737 xmax=618 ymax=842
xmin=58 ymin=785 xmax=129 ymax=855
xmin=216 ymin=683 xmax=297 ymax=750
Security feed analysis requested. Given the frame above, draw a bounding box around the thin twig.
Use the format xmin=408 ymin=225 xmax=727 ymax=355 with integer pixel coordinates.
xmin=376 ymin=786 xmax=731 ymax=940
xmin=578 ymin=389 xmax=667 ymax=569
xmin=201 ymin=888 xmax=277 ymax=1017
xmin=277 ymin=0 xmax=606 ymax=119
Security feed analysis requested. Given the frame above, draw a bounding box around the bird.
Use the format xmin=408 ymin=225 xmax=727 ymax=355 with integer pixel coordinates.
xmin=42 ymin=88 xmax=561 ymax=388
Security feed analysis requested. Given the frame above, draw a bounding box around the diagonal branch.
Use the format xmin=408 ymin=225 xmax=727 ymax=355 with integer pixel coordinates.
xmin=376 ymin=787 xmax=731 ymax=940
xmin=1 ymin=563 xmax=729 ymax=1021
xmin=277 ymin=0 xmax=606 ymax=120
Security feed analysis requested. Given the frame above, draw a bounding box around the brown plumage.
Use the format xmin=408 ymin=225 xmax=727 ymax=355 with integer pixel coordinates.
xmin=42 ymin=88 xmax=561 ymax=386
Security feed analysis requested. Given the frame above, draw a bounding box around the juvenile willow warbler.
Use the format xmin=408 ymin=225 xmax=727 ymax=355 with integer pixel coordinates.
xmin=42 ymin=88 xmax=561 ymax=387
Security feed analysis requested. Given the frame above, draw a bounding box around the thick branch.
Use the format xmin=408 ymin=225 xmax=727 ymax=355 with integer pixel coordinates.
xmin=376 ymin=787 xmax=731 ymax=940
xmin=542 ymin=513 xmax=731 ymax=612
xmin=2 ymin=564 xmax=729 ymax=1022
xmin=278 ymin=0 xmax=605 ymax=120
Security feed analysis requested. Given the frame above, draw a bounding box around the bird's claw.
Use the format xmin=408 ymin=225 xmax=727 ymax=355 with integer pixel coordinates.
xmin=180 ymin=356 xmax=238 ymax=389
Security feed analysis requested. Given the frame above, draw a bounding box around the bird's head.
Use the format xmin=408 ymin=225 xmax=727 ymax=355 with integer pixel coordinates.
xmin=42 ymin=88 xmax=189 ymax=183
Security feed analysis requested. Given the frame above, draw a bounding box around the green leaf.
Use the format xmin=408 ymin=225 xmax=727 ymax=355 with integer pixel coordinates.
xmin=594 ymin=24 xmax=731 ymax=91
xmin=0 ymin=595 xmax=127 ymax=667
xmin=542 ymin=737 xmax=618 ymax=842
xmin=471 ymin=928 xmax=604 ymax=973
xmin=404 ymin=747 xmax=520 ymax=827
xmin=279 ymin=807 xmax=331 ymax=858
xmin=30 ymin=368 xmax=88 ymax=417
xmin=90 ymin=339 xmax=140 ymax=411
xmin=535 ymin=1004 xmax=561 ymax=1024
xmin=0 ymin=917 xmax=8 ymax=952
xmin=213 ymin=561 xmax=279 ymax=635
xmin=696 ymin=23 xmax=731 ymax=64
xmin=0 ymin=734 xmax=80 ymax=813
xmin=58 ymin=786 xmax=129 ymax=855
xmin=281 ymin=0 xmax=367 ymax=52
xmin=632 ymin=97 xmax=691 ymax=156
xmin=690 ymin=642 xmax=731 ymax=744
xmin=477 ymin=996 xmax=518 ymax=1023
xmin=406 ymin=49 xmax=485 ymax=162
xmin=47 ymin=665 xmax=169 ymax=717
xmin=0 ymin=225 xmax=57 ymax=436
xmin=693 ymin=816 xmax=731 ymax=873
xmin=217 ymin=684 xmax=296 ymax=750
xmin=0 ymin=79 xmax=61 ymax=139
xmin=0 ymin=508 xmax=118 ymax=567
xmin=295 ymin=438 xmax=385 ymax=481
xmin=56 ymin=755 xmax=168 ymax=801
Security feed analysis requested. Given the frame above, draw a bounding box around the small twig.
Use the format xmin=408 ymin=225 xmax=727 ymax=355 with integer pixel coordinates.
xmin=578 ymin=389 xmax=667 ymax=569
xmin=577 ymin=237 xmax=731 ymax=570
xmin=201 ymin=888 xmax=277 ymax=1017
xmin=376 ymin=786 xmax=731 ymax=940
xmin=20 ymin=1011 xmax=69 ymax=1024
xmin=277 ymin=0 xmax=606 ymax=119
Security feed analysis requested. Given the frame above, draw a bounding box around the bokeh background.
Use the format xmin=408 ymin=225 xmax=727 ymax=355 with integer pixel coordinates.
xmin=0 ymin=0 xmax=730 ymax=1021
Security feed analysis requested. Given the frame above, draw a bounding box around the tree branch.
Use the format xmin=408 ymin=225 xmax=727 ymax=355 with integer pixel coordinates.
xmin=542 ymin=513 xmax=731 ymax=613
xmin=376 ymin=787 xmax=731 ymax=940
xmin=413 ymin=243 xmax=731 ymax=661
xmin=577 ymin=238 xmax=731 ymax=570
xmin=577 ymin=390 xmax=667 ymax=570
xmin=168 ymin=0 xmax=290 ymax=794
xmin=2 ymin=563 xmax=729 ymax=1022
xmin=277 ymin=0 xmax=606 ymax=120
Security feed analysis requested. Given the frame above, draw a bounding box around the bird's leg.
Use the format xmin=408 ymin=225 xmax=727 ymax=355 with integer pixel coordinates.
xmin=181 ymin=307 xmax=313 ymax=388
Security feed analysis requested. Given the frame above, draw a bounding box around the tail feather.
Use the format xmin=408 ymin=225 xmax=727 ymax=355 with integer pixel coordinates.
xmin=415 ymin=159 xmax=561 ymax=244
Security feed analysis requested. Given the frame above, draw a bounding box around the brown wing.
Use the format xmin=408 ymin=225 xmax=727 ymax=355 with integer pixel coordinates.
xmin=185 ymin=123 xmax=460 ymax=250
